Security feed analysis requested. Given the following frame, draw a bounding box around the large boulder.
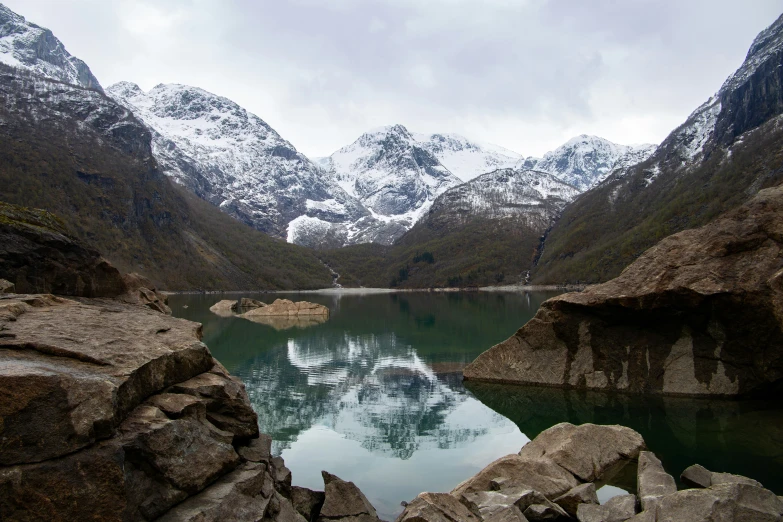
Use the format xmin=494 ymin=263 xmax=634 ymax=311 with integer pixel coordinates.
xmin=576 ymin=494 xmax=637 ymax=522
xmin=119 ymin=272 xmax=171 ymax=314
xmin=680 ymin=463 xmax=764 ymax=489
xmin=210 ymin=299 xmax=238 ymax=317
xmin=518 ymin=423 xmax=645 ymax=484
xmin=0 ymin=202 xmax=127 ymax=297
xmin=396 ymin=492 xmax=481 ymax=522
xmin=0 ymin=295 xmax=211 ymax=465
xmin=464 ymin=185 xmax=783 ymax=397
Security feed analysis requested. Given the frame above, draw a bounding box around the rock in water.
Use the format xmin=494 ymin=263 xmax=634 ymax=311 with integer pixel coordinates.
xmin=0 ymin=202 xmax=126 ymax=297
xmin=210 ymin=299 xmax=238 ymax=316
xmin=241 ymin=299 xmax=329 ymax=318
xmin=317 ymin=471 xmax=381 ymax=522
xmin=464 ymin=184 xmax=783 ymax=397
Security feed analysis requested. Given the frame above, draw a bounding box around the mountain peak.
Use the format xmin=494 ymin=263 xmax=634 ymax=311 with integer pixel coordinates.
xmin=0 ymin=3 xmax=102 ymax=91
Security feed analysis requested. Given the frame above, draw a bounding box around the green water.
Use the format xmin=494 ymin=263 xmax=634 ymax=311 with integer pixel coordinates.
xmin=169 ymin=291 xmax=783 ymax=520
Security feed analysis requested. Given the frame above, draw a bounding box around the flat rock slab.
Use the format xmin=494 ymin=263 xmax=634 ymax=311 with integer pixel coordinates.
xmin=519 ymin=423 xmax=645 ymax=483
xmin=0 ymin=295 xmax=212 ymax=465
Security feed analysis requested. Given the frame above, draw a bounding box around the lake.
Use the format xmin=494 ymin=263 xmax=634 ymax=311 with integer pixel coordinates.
xmin=169 ymin=291 xmax=783 ymax=520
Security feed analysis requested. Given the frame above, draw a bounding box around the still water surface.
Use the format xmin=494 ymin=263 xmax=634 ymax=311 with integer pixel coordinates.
xmin=170 ymin=291 xmax=783 ymax=520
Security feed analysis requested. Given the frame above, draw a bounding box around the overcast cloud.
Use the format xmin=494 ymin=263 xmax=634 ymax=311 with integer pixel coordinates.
xmin=6 ymin=0 xmax=782 ymax=157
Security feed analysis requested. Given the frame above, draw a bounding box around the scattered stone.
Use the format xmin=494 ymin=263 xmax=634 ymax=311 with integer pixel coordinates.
xmin=318 ymin=471 xmax=381 ymax=522
xmin=291 ymin=485 xmax=326 ymax=522
xmin=0 ymin=279 xmax=14 ymax=294
xmin=396 ymin=491 xmax=480 ymax=522
xmin=576 ymin=494 xmax=637 ymax=522
xmin=519 ymin=423 xmax=645 ymax=483
xmin=463 ymin=185 xmax=783 ymax=397
xmin=554 ymin=483 xmax=599 ymax=517
xmin=210 ymin=299 xmax=237 ymax=316
xmin=637 ymin=451 xmax=676 ymax=512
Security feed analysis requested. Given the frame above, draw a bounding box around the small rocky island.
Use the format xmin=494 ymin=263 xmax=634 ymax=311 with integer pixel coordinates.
xmin=210 ymin=297 xmax=330 ymax=329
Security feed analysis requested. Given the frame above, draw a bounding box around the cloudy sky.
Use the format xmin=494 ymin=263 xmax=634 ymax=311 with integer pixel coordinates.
xmin=6 ymin=0 xmax=782 ymax=157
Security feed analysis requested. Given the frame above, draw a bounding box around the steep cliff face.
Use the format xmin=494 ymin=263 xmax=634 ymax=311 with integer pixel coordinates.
xmin=533 ymin=13 xmax=783 ymax=285
xmin=0 ymin=4 xmax=101 ymax=91
xmin=465 ymin=184 xmax=783 ymax=397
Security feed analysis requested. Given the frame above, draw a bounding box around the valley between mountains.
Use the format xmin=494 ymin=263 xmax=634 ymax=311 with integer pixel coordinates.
xmin=0 ymin=2 xmax=782 ymax=292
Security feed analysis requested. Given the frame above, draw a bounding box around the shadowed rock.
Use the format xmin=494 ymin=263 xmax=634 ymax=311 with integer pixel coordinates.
xmin=464 ymin=184 xmax=783 ymax=397
xmin=0 ymin=279 xmax=14 ymax=293
xmin=553 ymin=483 xmax=598 ymax=517
xmin=0 ymin=202 xmax=126 ymax=297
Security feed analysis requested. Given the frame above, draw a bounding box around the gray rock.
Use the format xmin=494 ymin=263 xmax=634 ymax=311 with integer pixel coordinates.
xmin=210 ymin=299 xmax=237 ymax=316
xmin=519 ymin=423 xmax=646 ymax=483
xmin=238 ymin=434 xmax=273 ymax=463
xmin=0 ymin=279 xmax=14 ymax=294
xmin=451 ymin=454 xmax=580 ymax=501
xmin=318 ymin=471 xmax=381 ymax=522
xmin=639 ymin=483 xmax=783 ymax=522
xmin=291 ymin=485 xmax=326 ymax=522
xmin=554 ymin=483 xmax=599 ymax=517
xmin=155 ymin=462 xmax=271 ymax=522
xmin=679 ymin=464 xmax=712 ymax=489
xmin=0 ymin=295 xmax=212 ymax=466
xmin=523 ymin=502 xmax=569 ymax=521
xmin=679 ymin=463 xmax=764 ymax=490
xmin=396 ymin=492 xmax=480 ymax=522
xmin=577 ymin=494 xmax=637 ymax=522
xmin=168 ymin=364 xmax=259 ymax=441
xmin=461 ymin=487 xmax=562 ymax=519
xmin=484 ymin=506 xmax=530 ymax=522
xmin=636 ymin=452 xmax=676 ymax=512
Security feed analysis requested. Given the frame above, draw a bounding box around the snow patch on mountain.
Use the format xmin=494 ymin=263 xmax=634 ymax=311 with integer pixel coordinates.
xmin=411 ymin=132 xmax=522 ymax=182
xmin=0 ymin=4 xmax=101 ymax=91
xmin=107 ymin=81 xmax=368 ymax=241
xmin=518 ymin=135 xmax=656 ymax=192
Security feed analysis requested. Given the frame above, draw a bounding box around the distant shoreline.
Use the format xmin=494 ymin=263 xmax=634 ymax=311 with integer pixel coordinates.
xmin=162 ymin=284 xmax=587 ymax=296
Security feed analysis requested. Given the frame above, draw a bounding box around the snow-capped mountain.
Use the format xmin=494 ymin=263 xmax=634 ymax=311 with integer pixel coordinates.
xmin=0 ymin=4 xmax=101 ymax=91
xmin=426 ymin=168 xmax=579 ymax=227
xmin=413 ymin=133 xmax=522 ymax=182
xmin=107 ymin=82 xmax=369 ymax=241
xmin=319 ymin=124 xmax=463 ymax=223
xmin=518 ymin=135 xmax=656 ymax=192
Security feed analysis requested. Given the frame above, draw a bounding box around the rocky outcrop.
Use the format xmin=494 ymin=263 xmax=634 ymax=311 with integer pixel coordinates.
xmin=398 ymin=422 xmax=781 ymax=522
xmin=0 ymin=292 xmax=375 ymax=521
xmin=119 ymin=272 xmax=172 ymax=314
xmin=0 ymin=201 xmax=126 ymax=297
xmin=241 ymin=299 xmax=329 ymax=318
xmin=464 ymin=184 xmax=783 ymax=397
